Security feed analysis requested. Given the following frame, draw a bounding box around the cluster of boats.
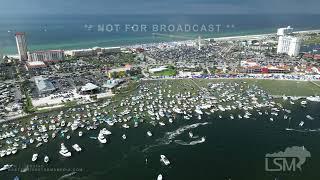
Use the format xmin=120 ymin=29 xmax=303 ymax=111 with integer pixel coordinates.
xmin=0 ymin=79 xmax=317 ymax=176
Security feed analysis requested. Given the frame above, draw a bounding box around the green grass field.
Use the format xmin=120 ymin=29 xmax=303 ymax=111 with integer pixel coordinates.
xmin=152 ymin=69 xmax=177 ymax=77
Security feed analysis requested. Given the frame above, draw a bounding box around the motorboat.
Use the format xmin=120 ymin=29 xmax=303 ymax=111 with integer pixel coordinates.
xmin=301 ymin=101 xmax=307 ymax=105
xmin=98 ymin=133 xmax=107 ymax=144
xmin=306 ymin=115 xmax=314 ymax=120
xmin=299 ymin=121 xmax=304 ymax=127
xmin=159 ymin=122 xmax=165 ymax=126
xmin=44 ymin=156 xmax=49 ymax=163
xmin=157 ymin=174 xmax=163 ymax=180
xmin=0 ymin=164 xmax=13 ymax=171
xmin=160 ymin=155 xmax=170 ymax=166
xmin=147 ymin=131 xmax=153 ymax=137
xmin=100 ymin=128 xmax=112 ymax=135
xmin=195 ymin=107 xmax=203 ymax=114
xmin=59 ymin=143 xmax=72 ymax=157
xmin=189 ymin=132 xmax=193 ymax=138
xmin=122 ymin=134 xmax=127 ymax=140
xmin=72 ymin=144 xmax=82 ymax=152
xmin=122 ymin=124 xmax=130 ymax=129
xmin=32 ymin=154 xmax=38 ymax=162
xmin=78 ymin=131 xmax=83 ymax=137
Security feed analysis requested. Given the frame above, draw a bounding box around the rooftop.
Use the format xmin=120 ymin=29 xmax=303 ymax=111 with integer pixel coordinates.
xmin=80 ymin=83 xmax=99 ymax=92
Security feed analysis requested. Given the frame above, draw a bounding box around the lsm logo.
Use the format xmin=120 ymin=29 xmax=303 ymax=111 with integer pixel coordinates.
xmin=265 ymin=146 xmax=311 ymax=172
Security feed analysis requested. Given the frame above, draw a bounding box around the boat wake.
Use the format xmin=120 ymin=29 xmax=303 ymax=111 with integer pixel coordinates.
xmin=20 ymin=165 xmax=29 ymax=173
xmin=174 ymin=137 xmax=206 ymax=146
xmin=285 ymin=128 xmax=320 ymax=133
xmin=57 ymin=172 xmax=77 ymax=180
xmin=142 ymin=122 xmax=210 ymax=152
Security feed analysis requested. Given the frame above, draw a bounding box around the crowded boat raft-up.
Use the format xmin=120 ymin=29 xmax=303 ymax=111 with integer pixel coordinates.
xmin=0 ymin=80 xmax=318 ymax=171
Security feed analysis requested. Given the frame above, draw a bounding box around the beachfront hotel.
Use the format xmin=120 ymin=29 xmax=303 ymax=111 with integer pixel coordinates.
xmin=277 ymin=36 xmax=301 ymax=56
xmin=27 ymin=50 xmax=65 ymax=62
xmin=276 ymin=26 xmax=301 ymax=56
xmin=15 ymin=32 xmax=28 ymax=61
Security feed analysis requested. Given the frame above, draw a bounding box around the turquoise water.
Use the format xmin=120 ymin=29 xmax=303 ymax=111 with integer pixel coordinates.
xmin=1 ymin=14 xmax=320 ymax=54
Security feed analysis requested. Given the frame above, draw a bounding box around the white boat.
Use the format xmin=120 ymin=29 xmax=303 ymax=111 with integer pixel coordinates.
xmin=32 ymin=154 xmax=38 ymax=162
xmin=306 ymin=96 xmax=320 ymax=102
xmin=0 ymin=164 xmax=13 ymax=171
xmin=71 ymin=123 xmax=78 ymax=131
xmin=157 ymin=174 xmax=163 ymax=180
xmin=72 ymin=144 xmax=82 ymax=152
xmin=122 ymin=134 xmax=127 ymax=140
xmin=44 ymin=156 xmax=49 ymax=163
xmin=301 ymin=101 xmax=307 ymax=105
xmin=195 ymin=108 xmax=203 ymax=114
xmin=11 ymin=147 xmax=17 ymax=154
xmin=189 ymin=132 xmax=193 ymax=138
xmin=168 ymin=118 xmax=173 ymax=123
xmin=306 ymin=115 xmax=314 ymax=120
xmin=0 ymin=150 xmax=6 ymax=157
xmin=59 ymin=143 xmax=72 ymax=157
xmin=173 ymin=107 xmax=183 ymax=114
xmin=299 ymin=121 xmax=304 ymax=127
xmin=100 ymin=128 xmax=112 ymax=135
xmin=159 ymin=122 xmax=166 ymax=126
xmin=160 ymin=155 xmax=170 ymax=166
xmin=147 ymin=131 xmax=153 ymax=137
xmin=98 ymin=133 xmax=107 ymax=144
xmin=78 ymin=131 xmax=83 ymax=137
xmin=122 ymin=124 xmax=130 ymax=129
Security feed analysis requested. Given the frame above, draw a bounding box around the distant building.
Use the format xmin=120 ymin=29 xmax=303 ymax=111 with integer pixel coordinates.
xmin=277 ymin=36 xmax=301 ymax=56
xmin=26 ymin=61 xmax=47 ymax=69
xmin=240 ymin=60 xmax=260 ymax=67
xmin=103 ymin=79 xmax=125 ymax=89
xmin=277 ymin=26 xmax=293 ymax=36
xmin=28 ymin=50 xmax=64 ymax=62
xmin=65 ymin=49 xmax=95 ymax=57
xmin=15 ymin=32 xmax=28 ymax=61
xmin=241 ymin=65 xmax=291 ymax=74
xmin=34 ymin=76 xmax=56 ymax=94
xmin=107 ymin=65 xmax=131 ymax=78
xmin=65 ymin=47 xmax=121 ymax=57
xmin=149 ymin=66 xmax=168 ymax=73
xmin=80 ymin=83 xmax=100 ymax=94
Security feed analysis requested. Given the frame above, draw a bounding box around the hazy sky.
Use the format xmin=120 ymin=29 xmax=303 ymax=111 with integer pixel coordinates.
xmin=1 ymin=0 xmax=320 ymax=15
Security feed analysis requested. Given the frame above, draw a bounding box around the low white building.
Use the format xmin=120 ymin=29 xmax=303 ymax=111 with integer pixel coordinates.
xmin=28 ymin=50 xmax=64 ymax=62
xmin=65 ymin=47 xmax=121 ymax=57
xmin=65 ymin=49 xmax=95 ymax=57
xmin=149 ymin=66 xmax=168 ymax=73
xmin=34 ymin=76 xmax=56 ymax=94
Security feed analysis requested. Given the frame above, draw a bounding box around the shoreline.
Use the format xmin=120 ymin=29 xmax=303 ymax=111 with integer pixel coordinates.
xmin=4 ymin=28 xmax=320 ymax=57
xmin=1 ymin=77 xmax=319 ymax=123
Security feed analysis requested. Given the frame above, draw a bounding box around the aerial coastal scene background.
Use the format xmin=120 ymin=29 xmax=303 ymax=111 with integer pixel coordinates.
xmin=0 ymin=0 xmax=320 ymax=180
xmin=1 ymin=14 xmax=320 ymax=54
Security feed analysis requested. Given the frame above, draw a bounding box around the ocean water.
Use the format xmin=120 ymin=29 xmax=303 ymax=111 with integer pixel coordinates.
xmin=1 ymin=14 xmax=320 ymax=54
xmin=0 ymin=101 xmax=320 ymax=180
